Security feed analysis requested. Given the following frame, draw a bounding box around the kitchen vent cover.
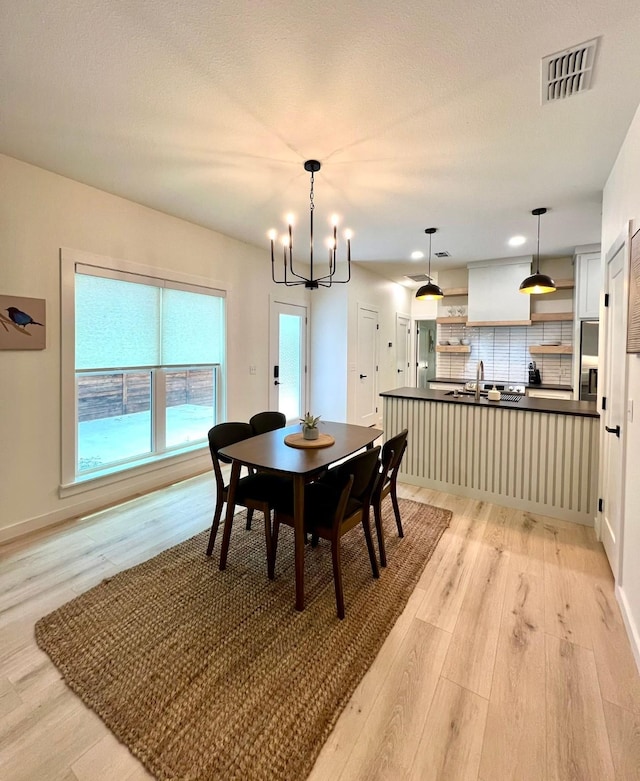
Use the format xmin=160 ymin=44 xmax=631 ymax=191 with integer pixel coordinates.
xmin=541 ymin=38 xmax=598 ymax=103
xmin=405 ymin=273 xmax=432 ymax=283
xmin=434 ymin=251 xmax=451 ymax=258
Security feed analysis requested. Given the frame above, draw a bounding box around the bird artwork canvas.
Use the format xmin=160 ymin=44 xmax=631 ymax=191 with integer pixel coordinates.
xmin=0 ymin=294 xmax=46 ymax=350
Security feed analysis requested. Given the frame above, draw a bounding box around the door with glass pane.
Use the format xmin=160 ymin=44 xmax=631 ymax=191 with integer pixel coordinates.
xmin=269 ymin=301 xmax=307 ymax=423
xmin=416 ymin=319 xmax=436 ymax=388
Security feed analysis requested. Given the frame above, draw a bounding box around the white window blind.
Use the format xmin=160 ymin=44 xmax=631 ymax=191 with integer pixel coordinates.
xmin=75 ymin=265 xmax=225 ymax=369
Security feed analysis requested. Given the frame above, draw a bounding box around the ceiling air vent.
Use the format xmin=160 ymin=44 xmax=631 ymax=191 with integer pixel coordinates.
xmin=434 ymin=251 xmax=451 ymax=258
xmin=405 ymin=273 xmax=431 ymax=283
xmin=541 ymin=38 xmax=598 ymax=104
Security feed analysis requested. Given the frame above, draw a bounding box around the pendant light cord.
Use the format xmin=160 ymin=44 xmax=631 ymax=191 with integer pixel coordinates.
xmin=536 ymin=211 xmax=541 ymax=273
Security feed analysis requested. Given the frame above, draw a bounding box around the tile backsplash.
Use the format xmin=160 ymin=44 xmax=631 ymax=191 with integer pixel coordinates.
xmin=437 ymin=321 xmax=573 ymax=385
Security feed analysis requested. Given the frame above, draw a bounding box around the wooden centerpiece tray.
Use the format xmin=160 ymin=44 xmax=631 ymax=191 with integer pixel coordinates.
xmin=284 ymin=432 xmax=336 ymax=449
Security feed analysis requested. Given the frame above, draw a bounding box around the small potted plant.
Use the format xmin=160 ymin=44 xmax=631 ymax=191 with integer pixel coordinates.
xmin=300 ymin=411 xmax=321 ymax=440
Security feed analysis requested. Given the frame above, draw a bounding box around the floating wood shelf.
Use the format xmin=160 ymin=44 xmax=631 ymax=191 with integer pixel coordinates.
xmin=529 ymin=345 xmax=573 ymax=354
xmin=436 ymin=345 xmax=471 ymax=353
xmin=436 ymin=316 xmax=467 ymax=324
xmin=466 ymin=320 xmax=531 ymax=327
xmin=530 ymin=312 xmax=574 ymax=322
xmin=442 ymin=287 xmax=468 ymax=297
xmin=551 ymin=279 xmax=574 ymax=290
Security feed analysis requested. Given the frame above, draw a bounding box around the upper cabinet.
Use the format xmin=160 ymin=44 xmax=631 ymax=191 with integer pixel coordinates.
xmin=575 ymin=249 xmax=601 ymax=319
xmin=467 ymin=258 xmax=532 ymax=325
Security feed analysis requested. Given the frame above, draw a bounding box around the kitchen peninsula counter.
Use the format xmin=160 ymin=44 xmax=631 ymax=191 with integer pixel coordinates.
xmin=382 ymin=387 xmax=597 ymax=417
xmin=381 ymin=387 xmax=599 ymax=525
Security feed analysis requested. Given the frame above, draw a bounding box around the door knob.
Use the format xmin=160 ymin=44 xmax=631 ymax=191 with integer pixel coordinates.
xmin=605 ymin=424 xmax=620 ymax=437
xmin=274 ymin=380 xmax=281 ymax=386
xmin=359 ymin=374 xmax=367 ymax=379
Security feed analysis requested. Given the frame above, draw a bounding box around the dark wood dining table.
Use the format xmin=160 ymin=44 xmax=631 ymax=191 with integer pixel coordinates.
xmin=218 ymin=421 xmax=382 ymax=611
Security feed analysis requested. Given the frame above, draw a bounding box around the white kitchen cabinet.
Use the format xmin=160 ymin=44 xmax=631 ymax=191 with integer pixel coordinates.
xmin=467 ymin=259 xmax=531 ymax=324
xmin=527 ymin=388 xmax=572 ymax=400
xmin=575 ymin=250 xmax=601 ymax=319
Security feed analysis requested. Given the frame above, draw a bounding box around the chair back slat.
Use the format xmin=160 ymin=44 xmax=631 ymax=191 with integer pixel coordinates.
xmin=332 ymin=446 xmax=381 ymax=503
xmin=382 ymin=429 xmax=409 ymax=475
xmin=208 ymin=422 xmax=253 ymax=466
xmin=249 ymin=411 xmax=286 ymax=436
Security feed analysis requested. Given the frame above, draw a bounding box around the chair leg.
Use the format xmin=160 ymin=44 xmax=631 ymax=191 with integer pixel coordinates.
xmin=361 ymin=511 xmax=380 ymax=579
xmin=206 ymin=498 xmax=223 ymax=556
xmin=331 ymin=538 xmax=345 ymax=620
xmin=270 ymin=515 xmax=281 ymax=577
xmin=262 ymin=510 xmax=275 ymax=580
xmin=373 ymin=501 xmax=388 ymax=567
xmin=246 ymin=509 xmax=254 ymax=531
xmin=390 ymin=483 xmax=404 ymax=537
xmin=311 ymin=532 xmax=319 ymax=548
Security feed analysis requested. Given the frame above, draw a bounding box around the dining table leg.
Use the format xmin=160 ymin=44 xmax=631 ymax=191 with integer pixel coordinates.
xmin=293 ymin=474 xmax=305 ymax=611
xmin=219 ymin=459 xmax=241 ymax=570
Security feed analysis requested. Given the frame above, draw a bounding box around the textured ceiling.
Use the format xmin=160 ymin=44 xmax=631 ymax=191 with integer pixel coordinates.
xmin=2 ymin=0 xmax=640 ymax=286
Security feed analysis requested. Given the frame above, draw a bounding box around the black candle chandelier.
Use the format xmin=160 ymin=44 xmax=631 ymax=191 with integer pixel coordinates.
xmin=269 ymin=160 xmax=352 ymax=289
xmin=519 ymin=207 xmax=556 ymax=294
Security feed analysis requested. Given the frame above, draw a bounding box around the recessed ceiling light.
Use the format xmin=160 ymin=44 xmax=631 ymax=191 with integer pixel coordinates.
xmin=509 ymin=235 xmax=526 ymax=247
xmin=410 ymin=251 xmax=424 ymax=260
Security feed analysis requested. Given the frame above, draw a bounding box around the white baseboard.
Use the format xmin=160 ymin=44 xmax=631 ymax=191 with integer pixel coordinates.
xmin=616 ymin=584 xmax=640 ymax=675
xmin=0 ymin=454 xmax=211 ymax=545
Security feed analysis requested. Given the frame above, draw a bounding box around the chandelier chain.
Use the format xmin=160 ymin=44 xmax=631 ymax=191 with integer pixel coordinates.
xmin=309 ymin=171 xmax=315 ymax=212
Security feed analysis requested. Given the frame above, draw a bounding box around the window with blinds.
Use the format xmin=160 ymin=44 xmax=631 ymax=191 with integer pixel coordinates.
xmin=73 ymin=265 xmax=225 ymax=476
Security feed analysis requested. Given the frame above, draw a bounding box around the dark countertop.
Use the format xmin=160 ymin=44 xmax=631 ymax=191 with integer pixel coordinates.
xmin=380 ymin=387 xmax=598 ymax=418
xmin=429 ymin=377 xmax=573 ymax=392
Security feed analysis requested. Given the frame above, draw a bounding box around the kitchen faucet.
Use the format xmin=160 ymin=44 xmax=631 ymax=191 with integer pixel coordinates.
xmin=475 ymin=360 xmax=484 ymax=401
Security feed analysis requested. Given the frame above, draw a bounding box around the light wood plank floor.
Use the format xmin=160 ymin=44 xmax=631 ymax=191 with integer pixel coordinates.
xmin=1 ymin=474 xmax=639 ymax=781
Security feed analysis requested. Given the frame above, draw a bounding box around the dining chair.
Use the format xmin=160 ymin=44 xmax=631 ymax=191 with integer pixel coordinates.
xmin=372 ymin=429 xmax=408 ymax=567
xmin=246 ymin=411 xmax=287 ymax=529
xmin=249 ymin=410 xmax=286 ymax=436
xmin=206 ymin=422 xmax=288 ymax=578
xmin=271 ymin=446 xmax=381 ymax=619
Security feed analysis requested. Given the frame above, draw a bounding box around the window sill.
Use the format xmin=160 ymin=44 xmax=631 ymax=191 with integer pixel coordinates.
xmin=59 ymin=443 xmax=209 ymax=498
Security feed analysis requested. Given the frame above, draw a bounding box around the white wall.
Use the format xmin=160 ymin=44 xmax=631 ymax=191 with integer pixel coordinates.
xmin=602 ymin=101 xmax=640 ymax=667
xmin=310 ymin=282 xmax=349 ymax=421
xmin=0 ymin=154 xmax=308 ymax=539
xmin=309 ymin=264 xmax=413 ymax=427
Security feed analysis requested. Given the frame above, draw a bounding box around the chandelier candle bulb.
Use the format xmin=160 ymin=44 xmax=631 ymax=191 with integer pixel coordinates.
xmin=268 ymin=230 xmax=277 ymax=266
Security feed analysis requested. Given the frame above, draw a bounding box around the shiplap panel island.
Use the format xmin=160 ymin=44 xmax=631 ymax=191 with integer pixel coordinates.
xmin=381 ymin=387 xmax=599 ymax=526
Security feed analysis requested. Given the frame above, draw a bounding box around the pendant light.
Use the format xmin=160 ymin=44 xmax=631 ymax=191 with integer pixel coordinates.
xmin=519 ymin=207 xmax=556 ymax=294
xmin=415 ymin=228 xmax=443 ymax=300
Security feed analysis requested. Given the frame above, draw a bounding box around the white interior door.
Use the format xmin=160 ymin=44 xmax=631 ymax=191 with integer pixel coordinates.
xmin=356 ymin=305 xmax=379 ymax=426
xmin=269 ymin=301 xmax=307 ymax=424
xmin=395 ymin=314 xmax=411 ymax=387
xmin=601 ymin=240 xmax=626 ymax=578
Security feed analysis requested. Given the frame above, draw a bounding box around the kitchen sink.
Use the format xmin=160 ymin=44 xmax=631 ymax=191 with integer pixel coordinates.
xmin=444 ymin=390 xmax=522 ymax=402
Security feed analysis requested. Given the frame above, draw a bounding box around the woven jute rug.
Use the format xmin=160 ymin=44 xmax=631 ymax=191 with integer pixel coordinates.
xmin=35 ymin=498 xmax=451 ymax=781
